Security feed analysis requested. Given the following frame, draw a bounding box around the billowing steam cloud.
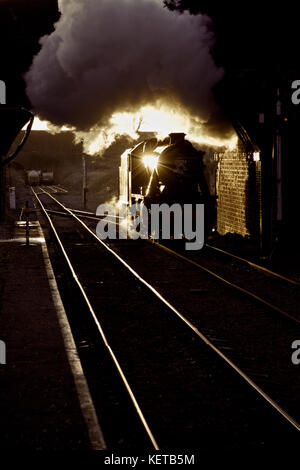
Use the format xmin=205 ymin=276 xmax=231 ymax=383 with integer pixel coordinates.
xmin=25 ymin=0 xmax=228 ymax=152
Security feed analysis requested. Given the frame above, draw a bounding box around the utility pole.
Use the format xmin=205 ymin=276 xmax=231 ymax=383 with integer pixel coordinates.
xmin=82 ymin=151 xmax=88 ymax=209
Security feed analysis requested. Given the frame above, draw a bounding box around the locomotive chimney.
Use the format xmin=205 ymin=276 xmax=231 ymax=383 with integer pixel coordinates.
xmin=169 ymin=133 xmax=186 ymax=145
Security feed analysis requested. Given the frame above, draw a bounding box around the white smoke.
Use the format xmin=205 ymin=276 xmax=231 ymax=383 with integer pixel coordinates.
xmin=25 ymin=0 xmax=226 ymax=151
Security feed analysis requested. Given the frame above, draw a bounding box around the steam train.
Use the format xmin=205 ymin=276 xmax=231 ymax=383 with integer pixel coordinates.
xmin=119 ymin=132 xmax=216 ymax=235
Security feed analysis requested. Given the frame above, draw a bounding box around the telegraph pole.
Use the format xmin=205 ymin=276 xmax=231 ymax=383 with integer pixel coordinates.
xmin=82 ymin=151 xmax=88 ymax=209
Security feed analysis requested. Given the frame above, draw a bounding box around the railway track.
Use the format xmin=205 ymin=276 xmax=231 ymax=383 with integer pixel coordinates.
xmin=205 ymin=243 xmax=300 ymax=286
xmin=31 ymin=186 xmax=300 ymax=449
xmin=45 ymin=184 xmax=69 ymax=194
xmin=151 ymin=241 xmax=300 ymax=325
xmin=106 ymin=237 xmax=300 ymax=424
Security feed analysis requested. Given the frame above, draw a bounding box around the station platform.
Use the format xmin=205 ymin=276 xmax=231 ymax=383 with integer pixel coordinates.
xmin=0 ymin=192 xmax=105 ymax=450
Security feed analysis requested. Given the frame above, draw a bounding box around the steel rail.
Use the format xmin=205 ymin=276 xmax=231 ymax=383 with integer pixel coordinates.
xmin=39 ymin=185 xmax=69 ymax=194
xmin=40 ymin=185 xmax=58 ymax=193
xmin=51 ymin=185 xmax=68 ymax=193
xmin=36 ymin=187 xmax=300 ymax=433
xmin=32 ymin=186 xmax=160 ymax=450
xmin=152 ymin=242 xmax=300 ymax=325
xmin=66 ymin=208 xmax=123 ymax=219
xmin=46 ymin=208 xmax=106 ymax=222
xmin=206 ymin=243 xmax=300 ymax=287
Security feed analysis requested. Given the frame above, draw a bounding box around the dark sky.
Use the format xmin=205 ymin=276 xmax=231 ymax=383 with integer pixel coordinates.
xmin=0 ymin=0 xmax=59 ymax=106
xmin=164 ymin=1 xmax=300 ymax=124
xmin=1 ymin=0 xmax=299 ymax=126
xmin=165 ymin=1 xmax=299 ymax=69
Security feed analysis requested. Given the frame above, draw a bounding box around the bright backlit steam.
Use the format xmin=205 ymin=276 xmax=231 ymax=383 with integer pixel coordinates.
xmin=22 ymin=116 xmax=74 ymax=132
xmin=76 ymin=103 xmax=237 ymax=154
xmin=28 ymin=105 xmax=237 ymax=153
xmin=25 ymin=0 xmax=236 ymax=153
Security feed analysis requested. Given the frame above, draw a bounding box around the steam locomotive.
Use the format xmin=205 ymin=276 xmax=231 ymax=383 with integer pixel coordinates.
xmin=119 ymin=132 xmax=216 ymax=235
